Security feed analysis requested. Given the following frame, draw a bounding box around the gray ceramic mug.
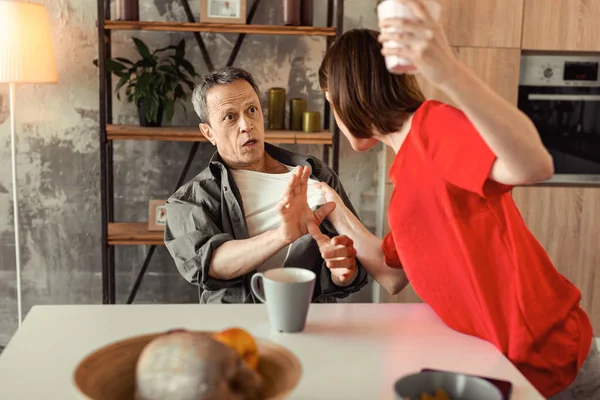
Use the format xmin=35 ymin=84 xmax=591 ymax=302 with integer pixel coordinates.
xmin=250 ymin=268 xmax=316 ymax=333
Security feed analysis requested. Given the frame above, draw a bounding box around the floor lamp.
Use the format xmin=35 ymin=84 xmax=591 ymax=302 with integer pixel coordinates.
xmin=0 ymin=1 xmax=58 ymax=327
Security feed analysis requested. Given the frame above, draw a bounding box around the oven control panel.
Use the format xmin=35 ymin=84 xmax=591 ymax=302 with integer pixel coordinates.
xmin=520 ymin=55 xmax=600 ymax=87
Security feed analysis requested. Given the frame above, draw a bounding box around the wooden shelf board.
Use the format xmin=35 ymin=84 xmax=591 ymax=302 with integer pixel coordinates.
xmin=104 ymin=20 xmax=336 ymax=37
xmin=106 ymin=125 xmax=332 ymax=144
xmin=108 ymin=222 xmax=164 ymax=245
xmin=107 ymin=125 xmax=205 ymax=142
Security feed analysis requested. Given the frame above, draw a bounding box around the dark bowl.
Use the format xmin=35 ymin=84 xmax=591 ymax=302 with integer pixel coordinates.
xmin=394 ymin=371 xmax=503 ymax=400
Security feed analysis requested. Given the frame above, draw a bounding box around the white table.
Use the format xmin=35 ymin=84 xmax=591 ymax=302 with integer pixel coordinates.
xmin=0 ymin=303 xmax=544 ymax=400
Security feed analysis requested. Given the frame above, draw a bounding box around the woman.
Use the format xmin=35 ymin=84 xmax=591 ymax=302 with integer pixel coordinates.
xmin=311 ymin=1 xmax=600 ymax=399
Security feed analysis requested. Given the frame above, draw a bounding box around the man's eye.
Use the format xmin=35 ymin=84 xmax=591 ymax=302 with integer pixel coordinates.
xmin=224 ymin=114 xmax=234 ymax=121
xmin=249 ymin=106 xmax=257 ymax=113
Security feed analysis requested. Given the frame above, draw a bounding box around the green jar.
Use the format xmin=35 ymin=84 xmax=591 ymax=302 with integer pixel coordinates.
xmin=302 ymin=111 xmax=321 ymax=133
xmin=289 ymin=98 xmax=307 ymax=131
xmin=268 ymin=88 xmax=286 ymax=130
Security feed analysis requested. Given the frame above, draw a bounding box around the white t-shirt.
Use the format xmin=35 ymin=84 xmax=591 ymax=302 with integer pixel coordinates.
xmin=230 ymin=165 xmax=326 ymax=272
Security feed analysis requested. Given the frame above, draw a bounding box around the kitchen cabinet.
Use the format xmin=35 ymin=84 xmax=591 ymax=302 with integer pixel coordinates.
xmin=512 ymin=186 xmax=600 ymax=332
xmin=522 ymin=0 xmax=600 ymax=51
xmin=437 ymin=0 xmax=525 ymax=48
xmin=418 ymin=46 xmax=521 ymax=107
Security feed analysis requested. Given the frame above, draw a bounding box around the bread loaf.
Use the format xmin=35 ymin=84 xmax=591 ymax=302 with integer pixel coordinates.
xmin=135 ymin=331 xmax=263 ymax=400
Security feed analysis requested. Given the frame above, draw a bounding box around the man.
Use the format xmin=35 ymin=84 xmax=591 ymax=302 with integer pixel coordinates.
xmin=164 ymin=66 xmax=367 ymax=303
xmin=219 ymin=1 xmax=236 ymax=17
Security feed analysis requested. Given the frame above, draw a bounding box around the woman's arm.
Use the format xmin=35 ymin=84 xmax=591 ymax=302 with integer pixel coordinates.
xmin=330 ymin=205 xmax=409 ymax=295
xmin=379 ymin=0 xmax=553 ymax=185
xmin=310 ymin=183 xmax=409 ymax=295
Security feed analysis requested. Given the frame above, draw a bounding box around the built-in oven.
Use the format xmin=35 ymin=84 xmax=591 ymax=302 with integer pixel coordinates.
xmin=518 ymin=54 xmax=600 ymax=184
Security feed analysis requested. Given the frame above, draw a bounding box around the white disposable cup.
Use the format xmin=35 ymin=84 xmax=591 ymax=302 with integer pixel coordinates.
xmin=377 ymin=0 xmax=442 ymax=74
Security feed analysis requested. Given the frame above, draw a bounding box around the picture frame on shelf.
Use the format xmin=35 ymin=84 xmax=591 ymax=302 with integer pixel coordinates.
xmin=200 ymin=0 xmax=246 ymax=24
xmin=148 ymin=199 xmax=167 ymax=231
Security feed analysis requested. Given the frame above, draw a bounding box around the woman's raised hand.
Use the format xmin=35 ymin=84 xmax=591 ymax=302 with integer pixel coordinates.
xmin=378 ymin=0 xmax=462 ymax=87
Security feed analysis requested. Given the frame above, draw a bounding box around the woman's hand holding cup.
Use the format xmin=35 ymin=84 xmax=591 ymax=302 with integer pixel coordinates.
xmin=377 ymin=0 xmax=462 ymax=86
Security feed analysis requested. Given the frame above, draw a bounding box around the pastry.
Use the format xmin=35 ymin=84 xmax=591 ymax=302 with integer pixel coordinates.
xmin=135 ymin=330 xmax=263 ymax=400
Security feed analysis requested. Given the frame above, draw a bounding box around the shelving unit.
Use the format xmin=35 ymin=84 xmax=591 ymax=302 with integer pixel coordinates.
xmin=96 ymin=0 xmax=344 ymax=304
xmin=106 ymin=125 xmax=333 ymax=144
xmin=104 ymin=20 xmax=337 ymax=36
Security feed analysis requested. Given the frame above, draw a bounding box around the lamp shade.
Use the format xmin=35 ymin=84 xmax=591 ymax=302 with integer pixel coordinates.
xmin=0 ymin=1 xmax=58 ymax=83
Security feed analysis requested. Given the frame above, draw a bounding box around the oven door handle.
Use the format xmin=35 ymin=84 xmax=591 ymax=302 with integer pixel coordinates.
xmin=528 ymin=94 xmax=600 ymax=101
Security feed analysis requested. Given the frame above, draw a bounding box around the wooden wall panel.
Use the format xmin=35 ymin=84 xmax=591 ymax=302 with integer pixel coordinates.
xmin=418 ymin=47 xmax=521 ymax=107
xmin=522 ymin=0 xmax=600 ymax=51
xmin=437 ymin=0 xmax=525 ymax=48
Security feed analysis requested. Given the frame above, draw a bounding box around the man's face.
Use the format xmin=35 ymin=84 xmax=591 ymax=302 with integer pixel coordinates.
xmin=201 ymin=79 xmax=265 ymax=169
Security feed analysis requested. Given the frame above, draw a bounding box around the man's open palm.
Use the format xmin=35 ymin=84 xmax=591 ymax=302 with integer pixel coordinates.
xmin=277 ymin=166 xmax=335 ymax=244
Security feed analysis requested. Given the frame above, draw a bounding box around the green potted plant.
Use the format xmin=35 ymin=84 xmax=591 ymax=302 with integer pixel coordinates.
xmin=94 ymin=37 xmax=198 ymax=126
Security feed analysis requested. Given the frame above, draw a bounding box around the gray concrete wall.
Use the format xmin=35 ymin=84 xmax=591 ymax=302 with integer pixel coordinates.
xmin=0 ymin=0 xmax=382 ymax=345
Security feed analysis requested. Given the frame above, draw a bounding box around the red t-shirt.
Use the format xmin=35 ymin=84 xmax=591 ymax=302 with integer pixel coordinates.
xmin=382 ymin=100 xmax=593 ymax=397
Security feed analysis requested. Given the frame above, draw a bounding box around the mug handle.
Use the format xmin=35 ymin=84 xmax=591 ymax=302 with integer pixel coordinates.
xmin=250 ymin=273 xmax=266 ymax=303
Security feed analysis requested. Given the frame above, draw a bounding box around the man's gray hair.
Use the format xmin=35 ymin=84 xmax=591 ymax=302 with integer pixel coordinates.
xmin=192 ymin=66 xmax=261 ymax=124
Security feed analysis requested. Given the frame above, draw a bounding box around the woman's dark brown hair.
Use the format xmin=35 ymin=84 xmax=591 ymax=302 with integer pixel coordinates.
xmin=319 ymin=29 xmax=426 ymax=138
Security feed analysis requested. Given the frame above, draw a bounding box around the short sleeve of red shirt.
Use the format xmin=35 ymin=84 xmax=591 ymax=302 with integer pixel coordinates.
xmin=416 ymin=101 xmax=513 ymax=198
xmin=382 ymin=233 xmax=403 ymax=269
